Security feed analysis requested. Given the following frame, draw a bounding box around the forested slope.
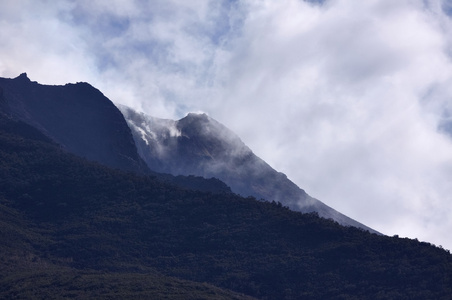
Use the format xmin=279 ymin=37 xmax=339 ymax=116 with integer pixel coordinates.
xmin=1 ymin=113 xmax=452 ymax=299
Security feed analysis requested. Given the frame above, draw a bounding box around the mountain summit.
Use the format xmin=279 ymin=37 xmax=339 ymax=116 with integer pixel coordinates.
xmin=119 ymin=105 xmax=376 ymax=232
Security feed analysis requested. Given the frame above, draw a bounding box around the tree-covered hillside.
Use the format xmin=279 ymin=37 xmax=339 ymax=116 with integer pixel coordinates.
xmin=1 ymin=113 xmax=452 ymax=299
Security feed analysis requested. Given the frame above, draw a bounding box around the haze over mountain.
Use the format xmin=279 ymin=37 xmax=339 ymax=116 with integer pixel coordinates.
xmin=119 ymin=104 xmax=375 ymax=232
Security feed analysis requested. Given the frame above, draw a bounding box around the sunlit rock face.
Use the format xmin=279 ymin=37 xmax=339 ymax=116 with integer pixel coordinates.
xmin=0 ymin=74 xmax=148 ymax=173
xmin=120 ymin=105 xmax=377 ymax=233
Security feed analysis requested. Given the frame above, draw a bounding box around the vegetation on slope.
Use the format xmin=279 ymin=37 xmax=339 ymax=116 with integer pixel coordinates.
xmin=1 ymin=113 xmax=452 ymax=299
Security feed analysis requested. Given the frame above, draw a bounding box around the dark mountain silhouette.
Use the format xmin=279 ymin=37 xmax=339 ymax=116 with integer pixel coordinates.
xmin=1 ymin=110 xmax=452 ymax=299
xmin=0 ymin=73 xmax=148 ymax=173
xmin=119 ymin=105 xmax=376 ymax=232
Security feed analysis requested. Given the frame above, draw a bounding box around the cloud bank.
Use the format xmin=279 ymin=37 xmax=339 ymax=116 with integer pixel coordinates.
xmin=1 ymin=0 xmax=452 ymax=249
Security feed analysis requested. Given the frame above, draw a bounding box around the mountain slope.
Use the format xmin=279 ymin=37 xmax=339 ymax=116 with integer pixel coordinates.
xmin=119 ymin=105 xmax=375 ymax=232
xmin=1 ymin=110 xmax=452 ymax=299
xmin=0 ymin=112 xmax=254 ymax=300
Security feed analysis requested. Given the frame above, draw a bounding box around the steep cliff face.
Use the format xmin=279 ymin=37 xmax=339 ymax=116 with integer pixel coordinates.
xmin=120 ymin=105 xmax=377 ymax=232
xmin=0 ymin=74 xmax=148 ymax=173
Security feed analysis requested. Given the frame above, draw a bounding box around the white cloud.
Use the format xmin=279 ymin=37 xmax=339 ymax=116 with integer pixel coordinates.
xmin=209 ymin=0 xmax=452 ymax=249
xmin=0 ymin=1 xmax=97 ymax=84
xmin=1 ymin=0 xmax=452 ymax=249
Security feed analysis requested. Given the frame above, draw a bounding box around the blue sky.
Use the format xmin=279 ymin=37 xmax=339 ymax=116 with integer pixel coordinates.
xmin=1 ymin=0 xmax=452 ymax=250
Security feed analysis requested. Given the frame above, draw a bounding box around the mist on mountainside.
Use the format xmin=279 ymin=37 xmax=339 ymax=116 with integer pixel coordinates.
xmin=119 ymin=104 xmax=377 ymax=233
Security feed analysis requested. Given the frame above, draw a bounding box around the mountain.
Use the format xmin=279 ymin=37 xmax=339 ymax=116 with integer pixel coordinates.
xmin=1 ymin=110 xmax=452 ymax=299
xmin=0 ymin=73 xmax=148 ymax=173
xmin=0 ymin=74 xmax=232 ymax=194
xmin=119 ymin=105 xmax=375 ymax=232
xmin=0 ymin=73 xmax=374 ymax=232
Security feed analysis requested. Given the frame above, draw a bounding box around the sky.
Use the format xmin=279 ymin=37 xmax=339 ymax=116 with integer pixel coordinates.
xmin=1 ymin=0 xmax=452 ymax=250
